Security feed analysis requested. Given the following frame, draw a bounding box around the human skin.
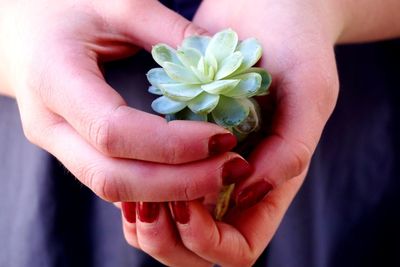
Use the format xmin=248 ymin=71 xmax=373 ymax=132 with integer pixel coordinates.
xmin=0 ymin=0 xmax=253 ymax=204
xmin=121 ymin=0 xmax=400 ymax=266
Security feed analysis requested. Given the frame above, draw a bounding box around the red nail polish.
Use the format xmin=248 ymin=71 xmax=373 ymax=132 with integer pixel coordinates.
xmin=171 ymin=201 xmax=190 ymax=224
xmin=209 ymin=133 xmax=237 ymax=155
xmin=137 ymin=202 xmax=160 ymax=223
xmin=121 ymin=202 xmax=136 ymax=223
xmin=222 ymin=158 xmax=253 ymax=186
xmin=236 ymin=181 xmax=273 ymax=209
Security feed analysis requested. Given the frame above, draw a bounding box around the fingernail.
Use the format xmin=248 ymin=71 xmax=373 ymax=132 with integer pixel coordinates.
xmin=222 ymin=158 xmax=253 ymax=186
xmin=171 ymin=201 xmax=190 ymax=224
xmin=121 ymin=202 xmax=136 ymax=223
xmin=236 ymin=181 xmax=273 ymax=209
xmin=209 ymin=133 xmax=237 ymax=155
xmin=137 ymin=202 xmax=160 ymax=223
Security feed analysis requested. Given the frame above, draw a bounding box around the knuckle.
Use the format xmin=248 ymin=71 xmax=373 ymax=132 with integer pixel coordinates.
xmin=79 ymin=164 xmax=121 ymax=202
xmin=286 ymin=139 xmax=312 ymax=178
xmin=186 ymin=228 xmax=220 ymax=254
xmin=20 ymin=114 xmax=52 ymax=147
xmin=274 ymin=134 xmax=312 ymax=181
xmin=181 ymin=177 xmax=201 ymax=201
xmin=88 ymin=115 xmax=117 ymax=156
xmin=258 ymin=194 xmax=282 ymax=222
xmin=179 ymin=168 xmax=218 ymax=200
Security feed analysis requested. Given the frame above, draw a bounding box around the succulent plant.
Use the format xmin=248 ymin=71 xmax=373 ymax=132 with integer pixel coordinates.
xmin=147 ymin=28 xmax=271 ymax=140
xmin=147 ymin=29 xmax=272 ymax=219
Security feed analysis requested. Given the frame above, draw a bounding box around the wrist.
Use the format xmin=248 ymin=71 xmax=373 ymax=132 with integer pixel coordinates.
xmin=0 ymin=3 xmax=19 ymax=98
xmin=329 ymin=0 xmax=400 ymax=43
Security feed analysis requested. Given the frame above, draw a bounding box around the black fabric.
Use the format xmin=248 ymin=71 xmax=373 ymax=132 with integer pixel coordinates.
xmin=160 ymin=0 xmax=201 ymax=19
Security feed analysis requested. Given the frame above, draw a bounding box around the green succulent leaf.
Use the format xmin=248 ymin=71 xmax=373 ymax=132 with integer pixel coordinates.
xmin=147 ymin=68 xmax=175 ymax=86
xmin=190 ymin=57 xmax=213 ymax=83
xmin=158 ymin=83 xmax=202 ymax=101
xmin=242 ymin=68 xmax=272 ymax=95
xmin=207 ymin=64 xmax=215 ymax=81
xmin=151 ymin=96 xmax=187 ymax=114
xmin=166 ymin=108 xmax=208 ymax=122
xmin=196 ymin=57 xmax=210 ymax=79
xmin=188 ymin=92 xmax=220 ymax=114
xmin=163 ymin=62 xmax=200 ymax=84
xmin=215 ymin=51 xmax=243 ymax=80
xmin=151 ymin=44 xmax=181 ymax=67
xmin=181 ymin=35 xmax=211 ymax=56
xmin=148 ymin=29 xmax=271 ymax=129
xmin=233 ymin=38 xmax=262 ymax=74
xmin=205 ymin=29 xmax=238 ymax=65
xmin=233 ymin=98 xmax=261 ymax=134
xmin=191 ymin=66 xmax=209 ymax=84
xmin=201 ymin=79 xmax=240 ymax=95
xmin=205 ymin=53 xmax=218 ymax=72
xmin=211 ymin=96 xmax=250 ymax=127
xmin=177 ymin=47 xmax=202 ymax=69
xmin=148 ymin=85 xmax=162 ymax=95
xmin=223 ymin=73 xmax=262 ymax=98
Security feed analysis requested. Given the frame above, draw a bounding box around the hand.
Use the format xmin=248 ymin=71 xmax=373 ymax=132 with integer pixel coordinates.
xmin=119 ymin=172 xmax=305 ymax=267
xmin=194 ymin=0 xmax=340 ymax=207
xmin=119 ymin=0 xmax=340 ymax=265
xmin=0 ymin=0 xmax=245 ymax=202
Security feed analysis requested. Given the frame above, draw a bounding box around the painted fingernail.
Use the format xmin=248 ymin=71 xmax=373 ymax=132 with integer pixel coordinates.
xmin=137 ymin=202 xmax=160 ymax=223
xmin=171 ymin=201 xmax=190 ymax=224
xmin=222 ymin=158 xmax=253 ymax=186
xmin=209 ymin=133 xmax=237 ymax=155
xmin=236 ymin=181 xmax=273 ymax=209
xmin=122 ymin=202 xmax=136 ymax=223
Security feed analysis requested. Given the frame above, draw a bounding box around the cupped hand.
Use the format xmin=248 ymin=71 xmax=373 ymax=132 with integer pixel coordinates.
xmin=194 ymin=0 xmax=340 ymax=207
xmin=119 ymin=0 xmax=342 ymax=265
xmin=0 ymin=0 xmax=244 ymax=202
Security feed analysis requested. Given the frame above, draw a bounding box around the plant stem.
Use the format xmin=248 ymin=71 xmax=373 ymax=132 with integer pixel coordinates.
xmin=214 ymin=184 xmax=235 ymax=221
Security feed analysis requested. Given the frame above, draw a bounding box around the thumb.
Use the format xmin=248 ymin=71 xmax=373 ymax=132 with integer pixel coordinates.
xmin=101 ymin=0 xmax=208 ymax=49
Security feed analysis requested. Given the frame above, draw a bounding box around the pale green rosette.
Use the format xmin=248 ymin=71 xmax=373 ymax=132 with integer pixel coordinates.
xmin=147 ymin=29 xmax=271 ymax=140
xmin=147 ymin=29 xmax=272 ymax=220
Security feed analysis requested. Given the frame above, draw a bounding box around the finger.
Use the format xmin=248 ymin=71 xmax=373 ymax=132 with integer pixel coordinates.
xmin=171 ymin=200 xmax=253 ymax=267
xmin=98 ymin=0 xmax=208 ymax=49
xmin=171 ymin=174 xmax=305 ymax=267
xmin=38 ymin=58 xmax=236 ymax=164
xmin=135 ymin=202 xmax=212 ymax=267
xmin=228 ymin=173 xmax=305 ymax=257
xmin=121 ymin=202 xmax=140 ymax=249
xmin=31 ymin=113 xmax=249 ymax=202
